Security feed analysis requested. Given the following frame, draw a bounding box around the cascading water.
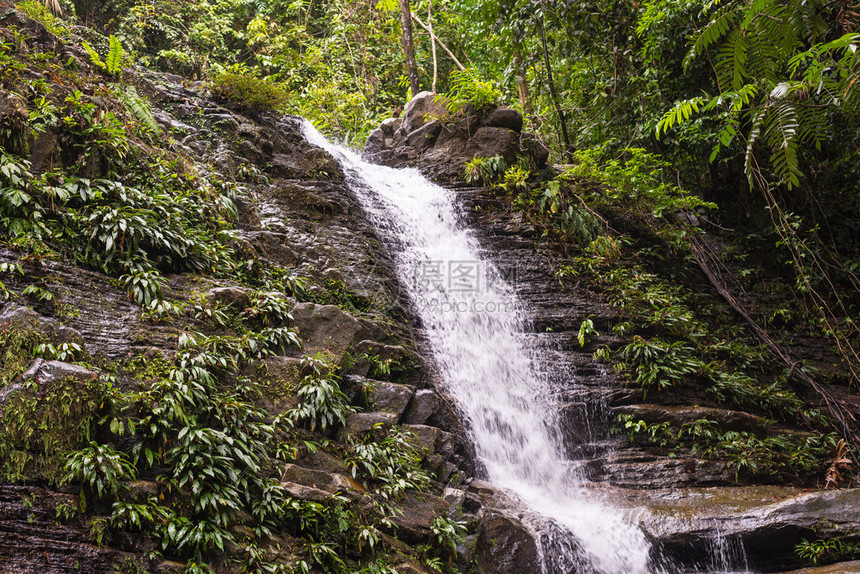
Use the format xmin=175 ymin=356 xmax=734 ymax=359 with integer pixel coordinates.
xmin=301 ymin=121 xmax=661 ymax=573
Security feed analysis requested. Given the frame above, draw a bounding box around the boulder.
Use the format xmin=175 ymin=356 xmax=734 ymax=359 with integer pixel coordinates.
xmin=289 ymin=302 xmax=383 ymax=362
xmin=470 ymin=126 xmax=521 ymax=165
xmin=474 ymin=511 xmax=540 ymax=574
xmin=363 ymin=128 xmax=387 ymax=158
xmin=485 ymin=107 xmax=523 ymax=132
xmin=379 ymin=117 xmax=402 ymax=138
xmin=280 ymin=464 xmax=363 ymax=498
xmin=401 ymin=91 xmax=449 ymax=134
xmin=402 ymin=389 xmax=460 ymax=431
xmin=388 ymin=491 xmax=450 ymax=542
xmin=279 ymin=481 xmax=333 ymax=502
xmin=370 ymin=381 xmax=415 ymax=418
xmin=205 ymin=286 xmax=253 ymax=310
xmin=339 ymin=411 xmax=397 ymax=438
xmin=649 ymin=488 xmax=860 ymax=572
xmin=402 ymin=423 xmax=443 ymax=451
xmin=17 ymin=358 xmax=98 ymax=387
xmin=405 ymin=120 xmax=442 ymax=152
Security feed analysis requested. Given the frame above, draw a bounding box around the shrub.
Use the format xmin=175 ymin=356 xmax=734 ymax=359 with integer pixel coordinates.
xmin=210 ymin=68 xmax=289 ymax=113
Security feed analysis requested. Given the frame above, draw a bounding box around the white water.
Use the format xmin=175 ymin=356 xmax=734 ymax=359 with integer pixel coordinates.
xmin=301 ymin=122 xmax=658 ymax=573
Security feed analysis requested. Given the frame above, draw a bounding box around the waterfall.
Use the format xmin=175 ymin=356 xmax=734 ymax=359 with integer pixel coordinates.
xmin=301 ymin=121 xmax=658 ymax=573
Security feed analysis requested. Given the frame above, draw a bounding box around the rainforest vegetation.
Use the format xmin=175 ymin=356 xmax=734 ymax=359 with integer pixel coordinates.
xmin=1 ymin=0 xmax=860 ymax=572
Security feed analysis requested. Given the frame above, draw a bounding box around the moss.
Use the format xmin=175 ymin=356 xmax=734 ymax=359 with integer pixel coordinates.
xmin=0 ymin=373 xmax=110 ymax=483
xmin=0 ymin=327 xmax=44 ymax=386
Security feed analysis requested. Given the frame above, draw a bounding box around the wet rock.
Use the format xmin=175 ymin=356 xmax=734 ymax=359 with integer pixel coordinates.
xmin=405 ymin=120 xmax=442 ymax=152
xmin=268 ymin=147 xmax=343 ymax=180
xmin=402 ymin=389 xmax=460 ymax=431
xmin=241 ymin=230 xmax=301 ymax=266
xmin=127 ymin=481 xmax=160 ymax=503
xmin=294 ymin=450 xmax=347 ymax=474
xmin=30 ymin=130 xmax=60 ymax=173
xmin=470 ymin=126 xmax=520 ymax=164
xmin=649 ymin=488 xmax=860 ymax=572
xmin=389 ymin=491 xmax=450 ymax=542
xmin=615 ymin=404 xmax=771 ymax=435
xmin=379 ymin=117 xmax=402 ymax=137
xmin=280 ymin=464 xmax=363 ymax=498
xmin=0 ymin=484 xmax=134 ymax=574
xmin=601 ymin=453 xmax=733 ymax=487
xmin=340 ymin=411 xmax=397 ymax=437
xmin=17 ymin=358 xmax=98 ymax=387
xmin=0 ymin=304 xmax=85 ymax=348
xmin=279 ymin=481 xmax=333 ymax=502
xmin=369 ymin=381 xmax=415 ymax=418
xmin=402 ymin=423 xmax=444 ymax=451
xmin=474 ymin=511 xmax=540 ymax=574
xmin=776 ymin=560 xmax=860 ymax=573
xmin=205 ymin=286 xmax=253 ymax=311
xmin=289 ymin=302 xmax=383 ymax=362
xmin=364 ymin=128 xmax=387 ymax=158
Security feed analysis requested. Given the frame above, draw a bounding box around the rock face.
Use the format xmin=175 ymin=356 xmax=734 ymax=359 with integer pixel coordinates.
xmin=644 ymin=487 xmax=860 ymax=572
xmin=363 ymin=91 xmax=549 ymax=180
xmin=474 ymin=512 xmax=540 ymax=574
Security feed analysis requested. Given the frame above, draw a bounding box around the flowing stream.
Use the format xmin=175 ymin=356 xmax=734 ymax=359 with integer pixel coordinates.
xmin=300 ymin=121 xmax=692 ymax=573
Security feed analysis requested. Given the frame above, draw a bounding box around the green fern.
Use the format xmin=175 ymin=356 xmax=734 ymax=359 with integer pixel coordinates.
xmin=81 ymin=36 xmax=126 ymax=77
xmin=105 ymin=35 xmax=125 ymax=76
xmin=655 ymin=97 xmax=705 ymax=136
xmin=82 ymin=41 xmax=105 ymax=71
xmin=116 ymin=86 xmax=161 ymax=136
xmin=684 ymin=5 xmax=738 ymax=71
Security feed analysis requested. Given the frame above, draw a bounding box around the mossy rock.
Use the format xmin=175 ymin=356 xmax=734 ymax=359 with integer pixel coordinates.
xmin=0 ymin=359 xmax=109 ymax=483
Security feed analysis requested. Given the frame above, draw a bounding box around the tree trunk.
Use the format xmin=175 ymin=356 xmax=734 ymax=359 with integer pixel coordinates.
xmin=400 ymin=0 xmax=420 ymax=97
xmin=428 ymin=0 xmax=438 ymax=92
xmin=411 ymin=13 xmax=466 ymax=71
xmin=513 ymin=47 xmax=532 ymax=116
xmin=538 ymin=16 xmax=571 ymax=156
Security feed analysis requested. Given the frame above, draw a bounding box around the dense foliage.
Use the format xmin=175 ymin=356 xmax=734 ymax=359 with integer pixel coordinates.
xmin=3 ymin=0 xmax=860 ymax=569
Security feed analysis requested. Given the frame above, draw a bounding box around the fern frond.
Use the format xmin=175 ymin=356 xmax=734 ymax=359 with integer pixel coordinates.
xmin=655 ymin=97 xmax=706 ymax=136
xmin=764 ymin=101 xmax=801 ymax=188
xmin=740 ymin=0 xmax=777 ymax=31
xmin=745 ymin=29 xmax=780 ymax=86
xmin=745 ymin=107 xmax=766 ymax=189
xmin=106 ymin=35 xmax=125 ymax=76
xmin=82 ymin=42 xmax=106 ymax=72
xmin=684 ymin=6 xmax=739 ymax=71
xmin=117 ymin=86 xmax=161 ymax=137
xmin=717 ymin=29 xmax=750 ymax=91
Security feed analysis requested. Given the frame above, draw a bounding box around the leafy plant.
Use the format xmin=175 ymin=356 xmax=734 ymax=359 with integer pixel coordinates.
xmin=345 ymin=426 xmax=431 ymax=502
xmin=286 ymin=355 xmax=354 ymax=432
xmin=115 ymin=86 xmax=161 ymax=136
xmin=464 ymin=155 xmax=507 ymax=185
xmin=795 ymin=537 xmax=854 ymax=565
xmin=63 ymin=442 xmax=137 ymax=507
xmin=83 ymin=36 xmax=128 ymax=77
xmin=438 ymin=68 xmax=503 ymax=114
xmin=577 ymin=317 xmax=598 ymax=347
xmin=210 ymin=66 xmax=290 ymax=113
